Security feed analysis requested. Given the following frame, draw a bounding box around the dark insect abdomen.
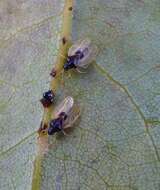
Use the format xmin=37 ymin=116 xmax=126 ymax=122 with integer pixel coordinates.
xmin=48 ymin=118 xmax=63 ymax=135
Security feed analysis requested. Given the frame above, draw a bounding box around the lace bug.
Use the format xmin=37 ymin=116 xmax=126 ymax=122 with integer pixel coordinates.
xmin=48 ymin=97 xmax=81 ymax=135
xmin=63 ymin=38 xmax=98 ymax=73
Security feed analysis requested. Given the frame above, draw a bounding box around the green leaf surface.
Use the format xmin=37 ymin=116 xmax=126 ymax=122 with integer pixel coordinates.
xmin=1 ymin=0 xmax=160 ymax=190
xmin=0 ymin=0 xmax=64 ymax=189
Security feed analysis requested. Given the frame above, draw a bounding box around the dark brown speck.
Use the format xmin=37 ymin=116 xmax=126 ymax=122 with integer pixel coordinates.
xmin=68 ymin=7 xmax=72 ymax=11
xmin=50 ymin=68 xmax=57 ymax=77
xmin=62 ymin=37 xmax=67 ymax=45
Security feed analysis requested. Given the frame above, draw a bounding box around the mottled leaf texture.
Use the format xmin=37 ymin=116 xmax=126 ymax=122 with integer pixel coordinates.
xmin=0 ymin=0 xmax=64 ymax=189
xmin=0 ymin=0 xmax=160 ymax=190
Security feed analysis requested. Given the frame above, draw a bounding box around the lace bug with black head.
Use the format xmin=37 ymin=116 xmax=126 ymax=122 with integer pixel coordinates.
xmin=63 ymin=38 xmax=98 ymax=73
xmin=48 ymin=97 xmax=81 ymax=135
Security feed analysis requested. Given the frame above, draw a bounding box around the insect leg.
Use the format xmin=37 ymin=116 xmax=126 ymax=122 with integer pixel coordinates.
xmin=80 ymin=63 xmax=90 ymax=69
xmin=62 ymin=130 xmax=69 ymax=136
xmin=76 ymin=67 xmax=87 ymax=73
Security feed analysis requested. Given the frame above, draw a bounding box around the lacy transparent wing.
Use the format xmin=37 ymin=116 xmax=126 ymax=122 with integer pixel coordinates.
xmin=76 ymin=44 xmax=98 ymax=68
xmin=63 ymin=105 xmax=81 ymax=129
xmin=53 ymin=96 xmax=74 ymax=118
xmin=68 ymin=38 xmax=91 ymax=57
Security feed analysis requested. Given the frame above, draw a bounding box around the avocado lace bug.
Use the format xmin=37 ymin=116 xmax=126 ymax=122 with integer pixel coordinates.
xmin=48 ymin=97 xmax=81 ymax=135
xmin=63 ymin=38 xmax=98 ymax=73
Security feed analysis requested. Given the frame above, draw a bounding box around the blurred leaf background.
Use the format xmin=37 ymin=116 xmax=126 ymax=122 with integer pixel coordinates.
xmin=0 ymin=0 xmax=160 ymax=190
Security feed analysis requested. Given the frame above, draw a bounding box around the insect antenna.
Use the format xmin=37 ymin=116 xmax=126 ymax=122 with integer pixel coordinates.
xmin=62 ymin=130 xmax=69 ymax=136
xmin=76 ymin=67 xmax=87 ymax=73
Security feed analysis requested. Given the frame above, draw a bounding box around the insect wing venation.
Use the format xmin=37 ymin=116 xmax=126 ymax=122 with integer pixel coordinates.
xmin=63 ymin=105 xmax=81 ymax=129
xmin=54 ymin=96 xmax=74 ymax=118
xmin=77 ymin=44 xmax=98 ymax=68
xmin=68 ymin=38 xmax=91 ymax=57
xmin=68 ymin=38 xmax=98 ymax=68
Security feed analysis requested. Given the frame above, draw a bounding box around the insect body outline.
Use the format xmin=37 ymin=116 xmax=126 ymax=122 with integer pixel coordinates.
xmin=48 ymin=96 xmax=81 ymax=135
xmin=63 ymin=38 xmax=98 ymax=73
